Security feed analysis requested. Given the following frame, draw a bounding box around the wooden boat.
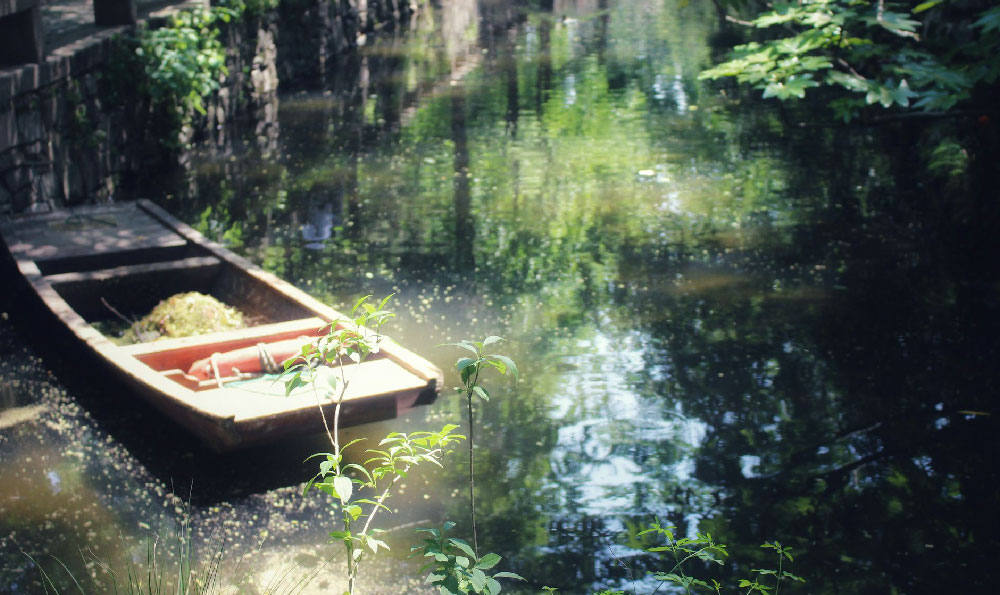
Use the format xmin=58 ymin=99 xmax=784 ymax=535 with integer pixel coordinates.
xmin=0 ymin=200 xmax=442 ymax=451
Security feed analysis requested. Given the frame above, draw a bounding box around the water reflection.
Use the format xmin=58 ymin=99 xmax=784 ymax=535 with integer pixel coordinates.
xmin=300 ymin=201 xmax=336 ymax=249
xmin=4 ymin=0 xmax=998 ymax=592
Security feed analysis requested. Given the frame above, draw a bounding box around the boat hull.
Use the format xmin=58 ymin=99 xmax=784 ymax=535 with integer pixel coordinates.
xmin=0 ymin=200 xmax=442 ymax=451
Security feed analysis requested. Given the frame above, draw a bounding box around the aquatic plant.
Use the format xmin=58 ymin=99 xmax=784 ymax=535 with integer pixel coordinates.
xmin=442 ymin=337 xmax=518 ymax=557
xmin=580 ymin=523 xmax=805 ymax=595
xmin=282 ymin=295 xmax=465 ymax=595
xmin=21 ymin=510 xmax=322 ymax=594
xmin=409 ymin=522 xmax=523 ymax=595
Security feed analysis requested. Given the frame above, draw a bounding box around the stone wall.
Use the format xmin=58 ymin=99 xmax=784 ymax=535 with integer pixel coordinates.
xmin=0 ymin=0 xmax=414 ymax=215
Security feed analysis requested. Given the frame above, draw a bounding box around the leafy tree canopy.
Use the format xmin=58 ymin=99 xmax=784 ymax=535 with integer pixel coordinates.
xmin=701 ymin=0 xmax=1000 ymax=120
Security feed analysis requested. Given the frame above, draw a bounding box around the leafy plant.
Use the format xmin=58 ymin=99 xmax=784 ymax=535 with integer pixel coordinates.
xmin=639 ymin=520 xmax=728 ymax=594
xmin=135 ymin=5 xmax=235 ymax=117
xmin=701 ymin=0 xmax=1000 ymax=120
xmin=738 ymin=542 xmax=804 ymax=595
xmin=283 ymin=296 xmax=465 ymax=595
xmin=304 ymin=425 xmax=464 ymax=595
xmin=410 ymin=522 xmax=524 ymax=595
xmin=21 ymin=513 xmax=313 ymax=594
xmin=586 ymin=522 xmax=804 ymax=595
xmin=443 ymin=337 xmax=518 ymax=556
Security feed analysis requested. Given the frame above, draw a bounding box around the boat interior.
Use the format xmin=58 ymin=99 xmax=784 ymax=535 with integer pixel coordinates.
xmin=4 ymin=203 xmax=409 ymax=395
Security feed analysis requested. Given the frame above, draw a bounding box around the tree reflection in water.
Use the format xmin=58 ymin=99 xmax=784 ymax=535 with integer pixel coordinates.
xmin=138 ymin=0 xmax=1000 ymax=592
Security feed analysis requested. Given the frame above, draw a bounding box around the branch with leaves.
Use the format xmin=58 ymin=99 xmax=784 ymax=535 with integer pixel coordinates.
xmin=701 ymin=0 xmax=1000 ymax=121
xmin=443 ymin=337 xmax=519 ymax=557
xmin=283 ymin=296 xmax=465 ymax=595
xmin=410 ymin=522 xmax=525 ymax=595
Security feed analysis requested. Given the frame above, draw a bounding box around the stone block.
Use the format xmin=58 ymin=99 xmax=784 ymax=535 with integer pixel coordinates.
xmin=70 ymin=40 xmax=103 ymax=75
xmin=13 ymin=64 xmax=39 ymax=97
xmin=15 ymin=106 xmax=42 ymax=142
xmin=39 ymin=91 xmax=57 ymax=128
xmin=11 ymin=187 xmax=31 ymax=213
xmin=83 ymin=73 xmax=98 ymax=97
xmin=4 ymin=166 xmax=23 ymax=196
xmin=0 ymin=3 xmax=43 ymax=66
xmin=37 ymin=169 xmax=57 ymax=203
xmin=1 ymin=0 xmax=38 ymax=19
xmin=43 ymin=55 xmax=71 ymax=87
xmin=0 ymin=182 xmax=10 ymax=213
xmin=0 ymin=108 xmax=14 ymax=151
xmin=65 ymin=161 xmax=83 ymax=201
xmin=0 ymin=72 xmax=13 ymax=104
xmin=94 ymin=0 xmax=136 ymax=27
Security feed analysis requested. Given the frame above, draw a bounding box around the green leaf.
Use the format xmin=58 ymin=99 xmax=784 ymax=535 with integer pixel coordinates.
xmin=826 ymin=71 xmax=868 ymax=93
xmin=366 ymin=536 xmax=389 ymax=553
xmin=474 ymin=553 xmax=502 ymax=570
xmin=485 ymin=578 xmax=502 ymax=595
xmin=862 ymin=9 xmax=920 ymax=36
xmin=473 ymin=385 xmax=490 ymax=402
xmin=482 ymin=335 xmax=504 ymax=347
xmin=351 ymin=294 xmax=373 ymax=315
xmin=487 ymin=354 xmax=518 ymax=381
xmin=460 ymin=361 xmax=478 ymax=385
xmin=492 ymin=572 xmax=524 ymax=580
xmin=334 ymin=476 xmax=353 ymax=503
xmin=973 ymin=6 xmax=1000 ymax=34
xmin=302 ymin=476 xmax=317 ymax=496
xmin=442 ymin=341 xmax=480 ymax=356
xmin=912 ymin=0 xmax=943 ymax=14
xmin=448 ymin=538 xmax=477 ymax=560
xmin=319 ymin=459 xmax=334 ymax=476
xmin=284 ymin=374 xmax=302 ymax=396
xmin=469 ymin=568 xmax=487 ymax=592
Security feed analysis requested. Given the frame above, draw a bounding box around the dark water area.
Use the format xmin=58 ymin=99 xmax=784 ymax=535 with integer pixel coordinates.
xmin=3 ymin=0 xmax=999 ymax=593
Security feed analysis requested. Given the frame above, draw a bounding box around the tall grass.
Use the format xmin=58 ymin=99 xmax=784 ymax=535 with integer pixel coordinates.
xmin=23 ymin=515 xmax=329 ymax=594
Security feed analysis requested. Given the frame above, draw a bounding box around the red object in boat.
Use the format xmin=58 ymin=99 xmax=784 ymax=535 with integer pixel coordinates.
xmin=187 ymin=336 xmax=313 ymax=380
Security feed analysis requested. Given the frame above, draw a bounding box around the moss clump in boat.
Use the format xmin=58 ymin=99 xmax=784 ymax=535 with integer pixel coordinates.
xmin=122 ymin=292 xmax=246 ymax=344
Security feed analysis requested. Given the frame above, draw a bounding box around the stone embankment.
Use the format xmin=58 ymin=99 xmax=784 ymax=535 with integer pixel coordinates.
xmin=0 ymin=0 xmax=413 ymax=214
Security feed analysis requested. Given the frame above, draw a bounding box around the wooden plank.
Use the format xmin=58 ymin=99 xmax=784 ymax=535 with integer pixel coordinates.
xmin=43 ymin=256 xmax=220 ymax=285
xmin=0 ymin=202 xmax=187 ymax=261
xmin=194 ymin=358 xmax=428 ymax=422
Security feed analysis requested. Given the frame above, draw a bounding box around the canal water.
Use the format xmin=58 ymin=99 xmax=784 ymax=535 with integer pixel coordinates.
xmin=3 ymin=0 xmax=998 ymax=593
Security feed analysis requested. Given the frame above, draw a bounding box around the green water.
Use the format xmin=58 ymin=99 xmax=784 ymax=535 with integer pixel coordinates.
xmin=3 ymin=0 xmax=997 ymax=593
